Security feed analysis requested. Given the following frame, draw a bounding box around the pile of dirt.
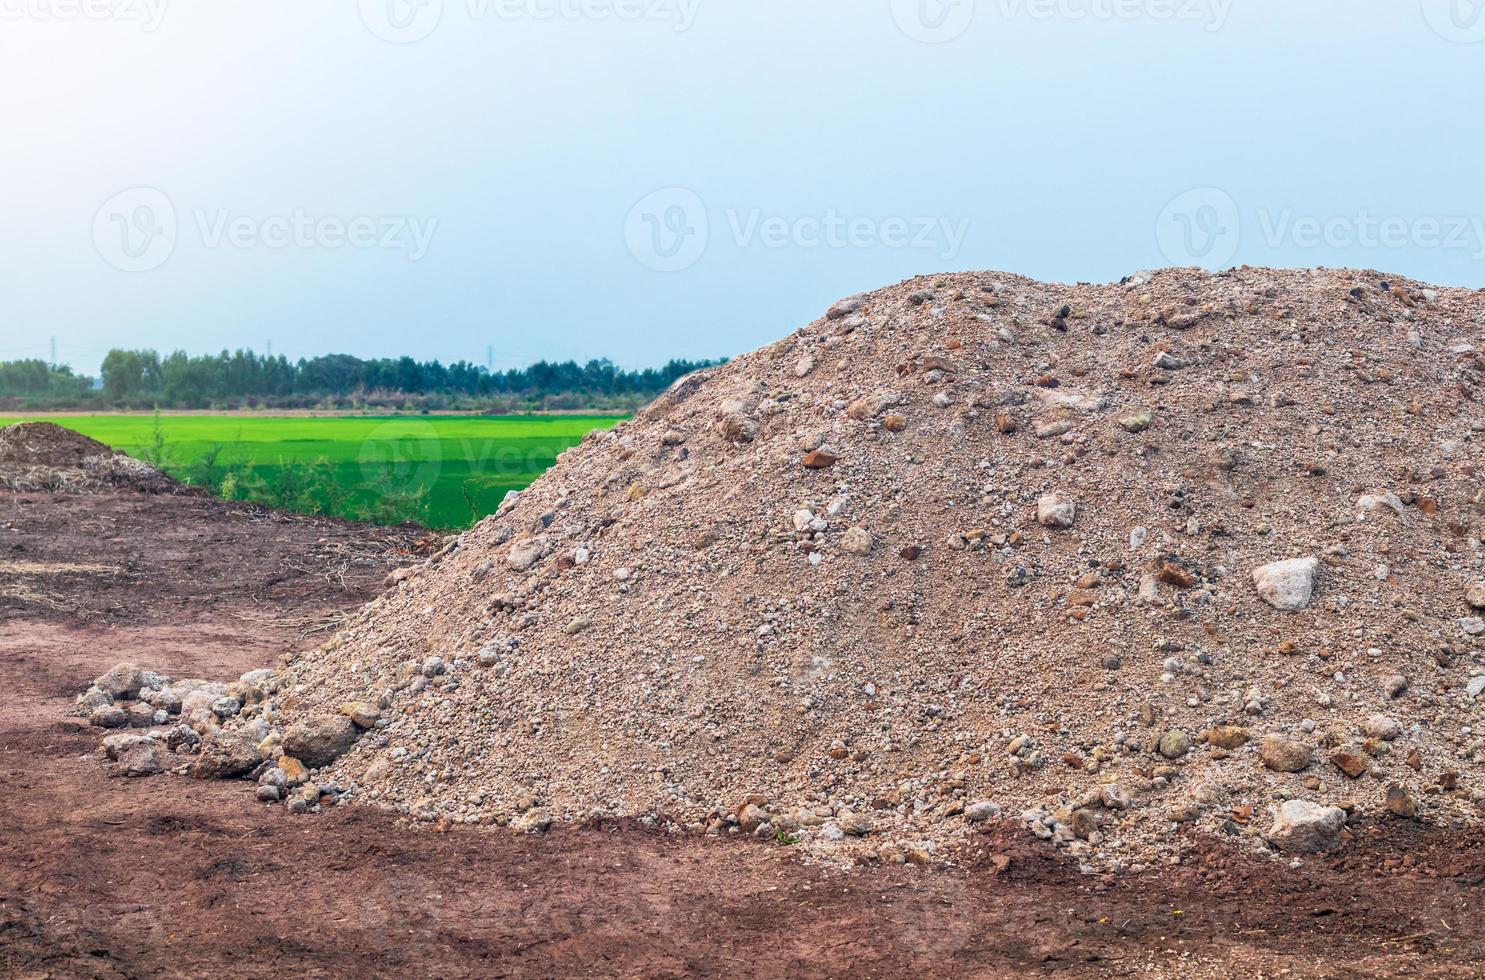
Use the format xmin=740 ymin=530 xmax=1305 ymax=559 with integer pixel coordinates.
xmin=99 ymin=267 xmax=1485 ymax=870
xmin=0 ymin=421 xmax=181 ymax=494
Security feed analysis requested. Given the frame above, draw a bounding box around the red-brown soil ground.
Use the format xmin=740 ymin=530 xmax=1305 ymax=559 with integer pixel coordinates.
xmin=3 ymin=480 xmax=1484 ymax=977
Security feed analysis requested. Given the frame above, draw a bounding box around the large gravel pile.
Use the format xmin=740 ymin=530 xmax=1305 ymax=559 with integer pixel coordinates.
xmin=91 ymin=268 xmax=1485 ymax=868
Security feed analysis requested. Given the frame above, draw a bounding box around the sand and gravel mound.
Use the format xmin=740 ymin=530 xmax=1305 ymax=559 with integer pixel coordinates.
xmin=0 ymin=421 xmax=178 ymax=494
xmin=96 ymin=267 xmax=1485 ymax=869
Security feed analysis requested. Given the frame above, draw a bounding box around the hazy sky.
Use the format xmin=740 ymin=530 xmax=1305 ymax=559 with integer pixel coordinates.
xmin=2 ymin=1 xmax=1483 ymax=375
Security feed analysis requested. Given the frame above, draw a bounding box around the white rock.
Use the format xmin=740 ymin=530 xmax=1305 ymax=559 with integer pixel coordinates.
xmin=1461 ymin=617 xmax=1485 ymax=637
xmin=793 ymin=509 xmax=816 ymax=532
xmin=1251 ymin=557 xmax=1320 ymax=611
xmin=1357 ymin=492 xmax=1405 ymax=517
xmin=1267 ymin=800 xmax=1346 ymax=853
xmin=840 ymin=526 xmax=874 ymax=556
xmin=1468 ymin=677 xmax=1485 ymax=698
xmin=1036 ymin=494 xmax=1077 ymax=529
xmin=964 ymin=800 xmax=1002 ymax=822
xmin=794 ymin=354 xmax=815 ymax=378
xmin=1363 ymin=714 xmax=1402 ymax=741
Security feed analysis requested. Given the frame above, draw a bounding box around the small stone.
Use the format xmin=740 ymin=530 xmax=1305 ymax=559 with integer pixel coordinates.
xmin=90 ymin=705 xmax=129 ymax=729
xmin=1358 ymin=492 xmax=1405 ymax=517
xmin=1384 ymin=784 xmax=1417 ymax=820
xmin=1205 ymin=726 xmax=1250 ymax=750
xmin=1330 ymin=750 xmax=1369 ymax=780
xmin=803 ymin=449 xmax=838 ymax=469
xmin=1036 ymin=494 xmax=1077 ymax=529
xmin=1267 ymin=800 xmax=1346 ymax=853
xmin=189 ymin=732 xmax=262 ymax=780
xmin=101 ymin=733 xmax=153 ymax=760
xmin=341 ymin=702 xmax=382 ymax=730
xmin=1099 ymin=784 xmax=1131 ymax=810
xmin=1118 ymin=410 xmax=1153 ymax=433
xmin=1462 ymin=617 xmax=1485 ymax=637
xmin=1251 ymin=557 xmax=1320 ymax=611
xmin=883 ymin=413 xmax=907 ymax=432
xmin=117 ymin=742 xmax=164 ymax=777
xmin=282 ymin=715 xmax=359 ymax=769
xmin=837 ymin=811 xmax=874 ymax=837
xmin=256 ymin=783 xmax=282 ymax=803
xmin=1383 ymin=674 xmax=1408 ymax=699
xmin=1157 ymin=730 xmax=1191 ymax=759
xmin=964 ymin=800 xmax=1002 ymax=822
xmin=794 ymin=355 xmax=815 ymax=378
xmin=564 ymin=616 xmax=593 ymax=635
xmin=840 ymin=527 xmax=874 ymax=556
xmin=1362 ymin=715 xmax=1402 ymax=742
xmin=93 ymin=663 xmax=148 ymax=699
xmin=1468 ymin=582 xmax=1485 ymax=610
xmin=1260 ymin=736 xmax=1312 ymax=773
xmin=826 ymin=293 xmax=867 ymax=319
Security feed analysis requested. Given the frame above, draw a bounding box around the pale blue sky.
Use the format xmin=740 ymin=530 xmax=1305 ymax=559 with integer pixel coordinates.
xmin=2 ymin=1 xmax=1482 ymax=374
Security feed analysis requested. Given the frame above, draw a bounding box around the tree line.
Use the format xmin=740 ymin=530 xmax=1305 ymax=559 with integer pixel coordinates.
xmin=0 ymin=349 xmax=724 ymax=411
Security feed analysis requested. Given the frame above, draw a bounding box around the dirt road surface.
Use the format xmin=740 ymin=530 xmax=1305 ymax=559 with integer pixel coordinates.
xmin=3 ymin=482 xmax=1484 ymax=977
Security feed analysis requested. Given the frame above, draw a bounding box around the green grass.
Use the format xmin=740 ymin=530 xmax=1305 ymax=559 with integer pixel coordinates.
xmin=0 ymin=413 xmax=625 ymax=530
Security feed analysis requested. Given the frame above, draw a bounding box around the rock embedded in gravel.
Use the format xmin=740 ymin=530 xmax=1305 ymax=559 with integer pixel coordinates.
xmin=340 ymin=701 xmax=381 ymax=729
xmin=802 ymin=449 xmax=837 ymax=469
xmin=1267 ymin=800 xmax=1346 ymax=853
xmin=282 ymin=715 xmax=359 ymax=769
xmin=840 ymin=527 xmax=874 ymax=555
xmin=1036 ymin=494 xmax=1077 ymax=529
xmin=1330 ymin=750 xmax=1369 ymax=780
xmin=964 ymin=800 xmax=1002 ymax=822
xmin=1363 ymin=715 xmax=1402 ymax=741
xmin=1468 ymin=582 xmax=1485 ymax=610
xmin=1205 ymin=726 xmax=1250 ymax=750
xmin=1260 ymin=736 xmax=1312 ymax=773
xmin=1251 ymin=557 xmax=1320 ymax=611
xmin=1157 ymin=730 xmax=1191 ymax=759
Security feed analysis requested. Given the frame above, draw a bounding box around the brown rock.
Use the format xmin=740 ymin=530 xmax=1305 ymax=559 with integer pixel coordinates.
xmin=282 ymin=714 xmax=359 ymax=769
xmin=1384 ymin=784 xmax=1416 ymax=819
xmin=1205 ymin=726 xmax=1250 ymax=750
xmin=341 ymin=701 xmax=382 ymax=730
xmin=802 ymin=449 xmax=837 ymax=469
xmin=1330 ymin=750 xmax=1369 ymax=780
xmin=189 ymin=732 xmax=261 ymax=780
xmin=1260 ymin=736 xmax=1312 ymax=773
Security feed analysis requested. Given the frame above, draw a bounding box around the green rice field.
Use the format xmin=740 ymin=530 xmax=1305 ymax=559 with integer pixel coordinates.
xmin=1 ymin=414 xmax=625 ymax=530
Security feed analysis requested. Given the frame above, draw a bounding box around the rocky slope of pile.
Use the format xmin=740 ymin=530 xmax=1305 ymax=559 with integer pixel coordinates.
xmin=1 ymin=421 xmax=178 ymax=493
xmin=94 ymin=268 xmax=1485 ymax=868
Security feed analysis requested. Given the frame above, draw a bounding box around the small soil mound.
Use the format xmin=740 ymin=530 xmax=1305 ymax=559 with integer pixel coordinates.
xmin=0 ymin=421 xmax=181 ymax=494
xmin=108 ymin=267 xmax=1485 ymax=870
